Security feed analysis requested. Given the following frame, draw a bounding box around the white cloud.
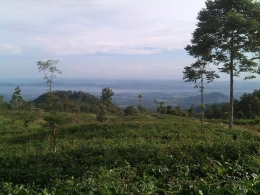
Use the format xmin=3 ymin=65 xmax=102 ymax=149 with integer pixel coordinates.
xmin=0 ymin=0 xmax=211 ymax=79
xmin=0 ymin=44 xmax=22 ymax=55
xmin=0 ymin=0 xmax=206 ymax=56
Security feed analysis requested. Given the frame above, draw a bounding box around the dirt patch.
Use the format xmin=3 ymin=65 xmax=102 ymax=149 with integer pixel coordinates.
xmin=146 ymin=115 xmax=157 ymax=119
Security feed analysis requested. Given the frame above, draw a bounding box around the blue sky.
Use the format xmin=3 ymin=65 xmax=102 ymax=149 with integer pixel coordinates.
xmin=0 ymin=0 xmax=231 ymax=80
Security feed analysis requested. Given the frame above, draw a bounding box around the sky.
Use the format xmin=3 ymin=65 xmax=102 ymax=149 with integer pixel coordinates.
xmin=0 ymin=0 xmax=232 ymax=80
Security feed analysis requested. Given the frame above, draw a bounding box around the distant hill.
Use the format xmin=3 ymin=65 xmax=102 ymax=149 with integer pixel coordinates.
xmin=181 ymin=92 xmax=229 ymax=106
xmin=33 ymin=90 xmax=99 ymax=105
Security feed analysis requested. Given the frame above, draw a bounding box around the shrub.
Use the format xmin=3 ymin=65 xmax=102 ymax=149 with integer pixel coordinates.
xmin=124 ymin=106 xmax=138 ymax=116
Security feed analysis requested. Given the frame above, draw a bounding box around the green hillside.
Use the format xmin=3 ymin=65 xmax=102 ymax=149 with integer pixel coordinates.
xmin=183 ymin=92 xmax=229 ymax=106
xmin=33 ymin=90 xmax=99 ymax=105
xmin=32 ymin=91 xmax=99 ymax=113
xmin=0 ymin=111 xmax=260 ymax=194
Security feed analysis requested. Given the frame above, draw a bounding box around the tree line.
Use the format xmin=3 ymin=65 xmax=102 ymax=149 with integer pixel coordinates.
xmin=5 ymin=0 xmax=260 ymax=129
xmin=200 ymin=89 xmax=260 ymax=121
xmin=184 ymin=0 xmax=260 ymax=128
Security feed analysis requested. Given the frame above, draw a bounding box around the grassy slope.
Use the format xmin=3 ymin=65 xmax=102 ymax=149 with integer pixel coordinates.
xmin=0 ymin=111 xmax=260 ymax=194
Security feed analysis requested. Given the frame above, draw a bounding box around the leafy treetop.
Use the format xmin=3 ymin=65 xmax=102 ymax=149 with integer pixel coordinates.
xmin=36 ymin=60 xmax=61 ymax=92
xmin=185 ymin=0 xmax=260 ymax=128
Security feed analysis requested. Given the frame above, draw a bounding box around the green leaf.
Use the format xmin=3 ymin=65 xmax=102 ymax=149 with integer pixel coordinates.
xmin=218 ymin=169 xmax=224 ymax=176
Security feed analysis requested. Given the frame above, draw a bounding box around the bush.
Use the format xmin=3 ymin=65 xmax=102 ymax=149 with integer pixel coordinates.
xmin=137 ymin=104 xmax=146 ymax=112
xmin=233 ymin=118 xmax=260 ymax=125
xmin=124 ymin=106 xmax=138 ymax=116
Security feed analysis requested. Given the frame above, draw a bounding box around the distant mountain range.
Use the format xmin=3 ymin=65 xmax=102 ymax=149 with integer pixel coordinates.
xmin=180 ymin=92 xmax=229 ymax=107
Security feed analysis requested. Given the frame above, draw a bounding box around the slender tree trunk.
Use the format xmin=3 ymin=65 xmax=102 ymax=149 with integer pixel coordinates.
xmin=229 ymin=68 xmax=234 ymax=129
xmin=229 ymin=42 xmax=234 ymax=129
xmin=53 ymin=123 xmax=58 ymax=153
xmin=201 ymin=72 xmax=204 ymax=123
xmin=229 ymin=71 xmax=234 ymax=129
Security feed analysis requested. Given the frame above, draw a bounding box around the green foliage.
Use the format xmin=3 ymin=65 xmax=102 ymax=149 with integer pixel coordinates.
xmin=0 ymin=95 xmax=8 ymax=110
xmin=237 ymin=111 xmax=245 ymax=119
xmin=43 ymin=112 xmax=70 ymax=126
xmin=100 ymin=87 xmax=114 ymax=108
xmin=233 ymin=118 xmax=260 ymax=125
xmin=249 ymin=97 xmax=260 ymax=118
xmin=36 ymin=59 xmax=61 ymax=92
xmin=154 ymin=100 xmax=167 ymax=114
xmin=43 ymin=112 xmax=72 ymax=152
xmin=0 ymin=116 xmax=12 ymax=126
xmin=188 ymin=105 xmax=194 ymax=117
xmin=22 ymin=101 xmax=35 ymax=112
xmin=236 ymin=90 xmax=260 ymax=119
xmin=34 ymin=91 xmax=98 ymax=105
xmin=186 ymin=0 xmax=260 ymax=128
xmin=9 ymin=86 xmax=24 ymax=110
xmin=43 ymin=92 xmax=60 ymax=111
xmin=1 ymin=111 xmax=260 ymax=194
xmin=200 ymin=89 xmax=260 ymax=120
xmin=183 ymin=60 xmax=219 ymax=84
xmin=33 ymin=90 xmax=99 ymax=113
xmin=96 ymin=103 xmax=107 ymax=122
xmin=137 ymin=104 xmax=146 ymax=113
xmin=97 ymin=88 xmax=115 ymax=122
xmin=205 ymin=103 xmax=222 ymax=119
xmin=183 ymin=60 xmax=219 ymax=122
xmin=124 ymin=105 xmax=138 ymax=116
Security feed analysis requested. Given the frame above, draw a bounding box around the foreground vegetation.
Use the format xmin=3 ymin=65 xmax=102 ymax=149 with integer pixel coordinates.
xmin=2 ymin=0 xmax=260 ymax=193
xmin=0 ymin=110 xmax=260 ymax=194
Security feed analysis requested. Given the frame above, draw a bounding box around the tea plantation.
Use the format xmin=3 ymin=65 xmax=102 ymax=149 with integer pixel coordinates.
xmin=0 ymin=111 xmax=260 ymax=194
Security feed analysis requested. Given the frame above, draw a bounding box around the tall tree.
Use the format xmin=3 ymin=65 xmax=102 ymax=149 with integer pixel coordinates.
xmin=9 ymin=86 xmax=24 ymax=110
xmin=97 ymin=88 xmax=114 ymax=122
xmin=137 ymin=94 xmax=146 ymax=113
xmin=100 ymin=88 xmax=114 ymax=109
xmin=249 ymin=96 xmax=260 ymax=118
xmin=186 ymin=0 xmax=260 ymax=128
xmin=43 ymin=113 xmax=69 ymax=153
xmin=138 ymin=94 xmax=143 ymax=105
xmin=36 ymin=60 xmax=61 ymax=92
xmin=183 ymin=59 xmax=219 ymax=123
xmin=154 ymin=100 xmax=167 ymax=114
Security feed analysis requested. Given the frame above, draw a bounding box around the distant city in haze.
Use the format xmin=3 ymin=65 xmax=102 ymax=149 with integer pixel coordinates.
xmin=1 ymin=77 xmax=259 ymax=110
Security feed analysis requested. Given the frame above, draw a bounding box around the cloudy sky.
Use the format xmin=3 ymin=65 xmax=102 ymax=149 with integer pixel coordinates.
xmin=1 ymin=0 xmax=213 ymax=80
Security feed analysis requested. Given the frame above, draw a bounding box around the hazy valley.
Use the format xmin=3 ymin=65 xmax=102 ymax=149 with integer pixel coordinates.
xmin=0 ymin=77 xmax=259 ymax=109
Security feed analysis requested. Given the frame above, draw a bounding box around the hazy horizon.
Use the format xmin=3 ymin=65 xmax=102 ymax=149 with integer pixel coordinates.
xmin=1 ymin=77 xmax=260 ymax=100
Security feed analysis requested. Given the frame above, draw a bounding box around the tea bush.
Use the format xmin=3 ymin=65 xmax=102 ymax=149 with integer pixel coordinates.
xmin=0 ymin=113 xmax=260 ymax=194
